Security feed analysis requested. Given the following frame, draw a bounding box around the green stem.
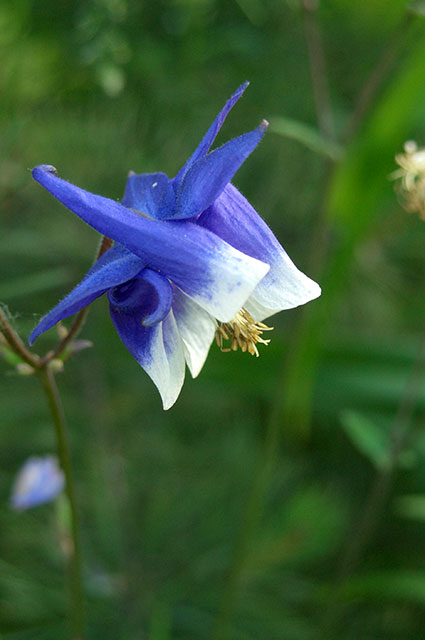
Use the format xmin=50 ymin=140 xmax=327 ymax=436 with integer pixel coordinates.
xmin=0 ymin=306 xmax=40 ymax=368
xmin=344 ymin=13 xmax=414 ymax=141
xmin=38 ymin=365 xmax=85 ymax=639
xmin=211 ymin=407 xmax=282 ymax=640
xmin=41 ymin=307 xmax=90 ymax=365
xmin=301 ymin=0 xmax=335 ymax=141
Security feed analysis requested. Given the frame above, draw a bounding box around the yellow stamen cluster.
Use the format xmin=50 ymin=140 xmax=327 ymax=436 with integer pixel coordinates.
xmin=215 ymin=308 xmax=273 ymax=357
xmin=392 ymin=141 xmax=425 ymax=219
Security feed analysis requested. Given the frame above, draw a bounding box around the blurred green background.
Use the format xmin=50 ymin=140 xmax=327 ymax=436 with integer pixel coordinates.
xmin=3 ymin=0 xmax=425 ymax=638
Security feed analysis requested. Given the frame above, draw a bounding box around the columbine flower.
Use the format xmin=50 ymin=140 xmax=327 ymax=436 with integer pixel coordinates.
xmin=10 ymin=456 xmax=65 ymax=510
xmin=393 ymin=140 xmax=425 ymax=219
xmin=30 ymin=83 xmax=321 ymax=409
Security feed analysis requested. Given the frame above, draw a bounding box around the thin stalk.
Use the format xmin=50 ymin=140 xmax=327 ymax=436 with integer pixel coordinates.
xmin=302 ymin=0 xmax=335 ymax=141
xmin=0 ymin=307 xmax=40 ymax=368
xmin=41 ymin=308 xmax=90 ymax=365
xmin=38 ymin=365 xmax=85 ymax=639
xmin=211 ymin=405 xmax=282 ymax=640
xmin=344 ymin=13 xmax=413 ymax=141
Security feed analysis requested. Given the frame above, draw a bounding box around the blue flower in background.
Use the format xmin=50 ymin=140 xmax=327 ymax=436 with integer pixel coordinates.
xmin=30 ymin=83 xmax=320 ymax=409
xmin=10 ymin=456 xmax=65 ymax=510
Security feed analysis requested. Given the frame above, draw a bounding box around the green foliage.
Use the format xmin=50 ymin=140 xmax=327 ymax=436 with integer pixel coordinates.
xmin=271 ymin=117 xmax=343 ymax=160
xmin=2 ymin=1 xmax=425 ymax=639
xmin=341 ymin=410 xmax=392 ymax=469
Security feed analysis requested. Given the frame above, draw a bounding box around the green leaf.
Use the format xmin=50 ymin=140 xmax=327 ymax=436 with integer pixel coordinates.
xmin=342 ymin=571 xmax=425 ymax=604
xmin=270 ymin=117 xmax=343 ymax=161
xmin=340 ymin=410 xmax=391 ymax=469
xmin=394 ymin=494 xmax=425 ymax=520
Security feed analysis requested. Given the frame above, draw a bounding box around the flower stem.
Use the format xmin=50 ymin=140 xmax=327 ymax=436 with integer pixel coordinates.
xmin=211 ymin=409 xmax=282 ymax=640
xmin=0 ymin=306 xmax=40 ymax=368
xmin=41 ymin=308 xmax=89 ymax=365
xmin=38 ymin=365 xmax=85 ymax=639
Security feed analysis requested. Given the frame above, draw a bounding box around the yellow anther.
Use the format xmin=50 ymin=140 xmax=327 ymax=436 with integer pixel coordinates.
xmin=215 ymin=308 xmax=273 ymax=357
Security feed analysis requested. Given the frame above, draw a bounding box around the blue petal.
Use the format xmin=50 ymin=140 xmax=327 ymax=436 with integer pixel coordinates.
xmin=122 ymin=172 xmax=176 ymax=220
xmin=197 ymin=183 xmax=321 ymax=321
xmin=30 ymin=244 xmax=144 ymax=344
xmin=32 ymin=166 xmax=269 ymax=322
xmin=174 ymin=82 xmax=249 ymax=190
xmin=109 ymin=304 xmax=185 ymax=410
xmin=10 ymin=456 xmax=64 ymax=510
xmin=173 ymin=120 xmax=267 ymax=219
xmin=108 ymin=268 xmax=172 ymax=327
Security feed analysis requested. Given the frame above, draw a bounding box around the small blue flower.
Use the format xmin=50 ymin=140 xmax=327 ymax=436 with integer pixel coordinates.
xmin=10 ymin=456 xmax=65 ymax=510
xmin=30 ymin=83 xmax=320 ymax=409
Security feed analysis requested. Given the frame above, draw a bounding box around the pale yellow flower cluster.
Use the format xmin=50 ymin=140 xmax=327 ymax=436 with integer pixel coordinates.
xmin=393 ymin=141 xmax=425 ymax=219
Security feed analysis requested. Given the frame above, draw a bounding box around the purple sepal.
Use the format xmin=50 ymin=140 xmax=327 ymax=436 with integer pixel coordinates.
xmin=121 ymin=172 xmax=175 ymax=220
xmin=173 ymin=120 xmax=268 ymax=220
xmin=174 ymin=82 xmax=249 ymax=189
xmin=30 ymin=244 xmax=144 ymax=344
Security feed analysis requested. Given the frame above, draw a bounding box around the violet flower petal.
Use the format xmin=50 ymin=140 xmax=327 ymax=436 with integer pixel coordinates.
xmin=32 ymin=165 xmax=269 ymax=322
xmin=30 ymin=244 xmax=144 ymax=344
xmin=121 ymin=171 xmax=175 ymax=220
xmin=109 ymin=304 xmax=185 ymax=410
xmin=174 ymin=82 xmax=249 ymax=189
xmin=197 ymin=183 xmax=321 ymax=321
xmin=174 ymin=120 xmax=268 ymax=220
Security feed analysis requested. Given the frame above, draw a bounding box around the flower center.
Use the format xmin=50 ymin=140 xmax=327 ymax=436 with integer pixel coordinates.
xmin=215 ymin=308 xmax=273 ymax=357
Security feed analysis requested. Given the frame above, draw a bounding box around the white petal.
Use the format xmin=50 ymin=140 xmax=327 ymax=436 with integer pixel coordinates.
xmin=110 ymin=305 xmax=186 ymax=410
xmin=154 ymin=311 xmax=186 ymax=410
xmin=187 ymin=244 xmax=270 ymax=323
xmin=197 ymin=183 xmax=321 ymax=322
xmin=244 ymin=251 xmax=321 ymax=322
xmin=173 ymin=288 xmax=217 ymax=378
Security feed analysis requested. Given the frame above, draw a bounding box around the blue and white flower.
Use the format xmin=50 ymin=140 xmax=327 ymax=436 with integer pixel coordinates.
xmin=30 ymin=83 xmax=320 ymax=409
xmin=10 ymin=456 xmax=65 ymax=510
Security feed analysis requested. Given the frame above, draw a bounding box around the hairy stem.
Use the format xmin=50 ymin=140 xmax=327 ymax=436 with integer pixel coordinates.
xmin=0 ymin=307 xmax=40 ymax=368
xmin=38 ymin=366 xmax=85 ymax=639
